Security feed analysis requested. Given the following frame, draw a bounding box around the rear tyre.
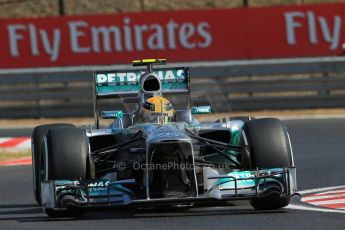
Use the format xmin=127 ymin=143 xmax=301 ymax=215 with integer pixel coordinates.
xmin=243 ymin=118 xmax=294 ymax=210
xmin=31 ymin=124 xmax=75 ymax=205
xmin=41 ymin=127 xmax=89 ymax=217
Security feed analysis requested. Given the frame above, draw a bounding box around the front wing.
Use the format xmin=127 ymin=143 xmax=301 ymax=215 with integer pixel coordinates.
xmin=41 ymin=167 xmax=297 ymax=210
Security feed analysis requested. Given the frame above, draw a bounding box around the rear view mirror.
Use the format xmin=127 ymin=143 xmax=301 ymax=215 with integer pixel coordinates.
xmin=101 ymin=110 xmax=123 ymax=119
xmin=191 ymin=106 xmax=212 ymax=115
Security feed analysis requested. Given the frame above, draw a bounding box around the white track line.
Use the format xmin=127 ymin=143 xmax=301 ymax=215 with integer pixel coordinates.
xmin=302 ymin=194 xmax=345 ymax=201
xmin=309 ymin=199 xmax=345 ymax=206
xmin=316 ymin=189 xmax=345 ymax=195
xmin=286 ymin=204 xmax=345 ymax=214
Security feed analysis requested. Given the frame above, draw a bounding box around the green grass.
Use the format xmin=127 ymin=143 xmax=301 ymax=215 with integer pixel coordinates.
xmin=0 ymin=149 xmax=30 ymax=161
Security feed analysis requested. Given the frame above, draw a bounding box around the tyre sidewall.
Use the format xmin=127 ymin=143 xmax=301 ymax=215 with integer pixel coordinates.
xmin=31 ymin=123 xmax=75 ymax=204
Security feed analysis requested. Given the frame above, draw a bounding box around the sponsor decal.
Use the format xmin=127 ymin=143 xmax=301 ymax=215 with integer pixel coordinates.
xmin=0 ymin=3 xmax=344 ymax=68
xmin=96 ymin=69 xmax=186 ymax=86
xmin=88 ymin=181 xmax=111 ymax=192
xmin=215 ymin=171 xmax=256 ymax=189
xmin=191 ymin=106 xmax=211 ymax=114
xmin=101 ymin=110 xmax=123 ymax=119
xmin=149 ymin=126 xmax=182 ymax=138
xmin=6 ymin=19 xmax=211 ymax=61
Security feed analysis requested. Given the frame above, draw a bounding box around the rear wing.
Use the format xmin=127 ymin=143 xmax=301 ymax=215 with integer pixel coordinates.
xmin=94 ymin=67 xmax=190 ymax=98
xmin=93 ymin=67 xmax=190 ymax=127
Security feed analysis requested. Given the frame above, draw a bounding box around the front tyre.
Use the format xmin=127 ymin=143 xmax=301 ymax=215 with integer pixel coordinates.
xmin=41 ymin=127 xmax=90 ymax=217
xmin=31 ymin=123 xmax=75 ymax=205
xmin=243 ymin=118 xmax=294 ymax=210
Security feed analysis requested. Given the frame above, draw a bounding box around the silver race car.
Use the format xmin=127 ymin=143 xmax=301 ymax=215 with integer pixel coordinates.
xmin=31 ymin=59 xmax=297 ymax=217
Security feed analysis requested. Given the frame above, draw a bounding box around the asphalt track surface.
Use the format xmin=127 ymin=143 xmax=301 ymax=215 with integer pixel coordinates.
xmin=1 ymin=119 xmax=345 ymax=229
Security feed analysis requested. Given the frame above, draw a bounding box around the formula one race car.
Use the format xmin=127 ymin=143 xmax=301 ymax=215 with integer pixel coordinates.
xmin=31 ymin=59 xmax=297 ymax=217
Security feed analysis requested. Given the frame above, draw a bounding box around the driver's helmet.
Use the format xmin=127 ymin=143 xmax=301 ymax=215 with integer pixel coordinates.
xmin=141 ymin=96 xmax=174 ymax=123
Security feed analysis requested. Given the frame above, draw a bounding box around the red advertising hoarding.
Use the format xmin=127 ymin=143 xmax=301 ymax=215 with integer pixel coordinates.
xmin=0 ymin=3 xmax=345 ymax=68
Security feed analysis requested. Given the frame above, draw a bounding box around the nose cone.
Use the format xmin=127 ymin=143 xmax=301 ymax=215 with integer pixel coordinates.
xmin=146 ymin=125 xmax=191 ymax=144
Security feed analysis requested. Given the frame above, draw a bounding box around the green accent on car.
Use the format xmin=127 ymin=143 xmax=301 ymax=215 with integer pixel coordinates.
xmin=230 ymin=129 xmax=242 ymax=145
xmin=191 ymin=106 xmax=212 ymax=115
xmin=224 ymin=124 xmax=243 ymax=159
xmin=212 ymin=168 xmax=286 ymax=190
xmin=213 ymin=171 xmax=256 ymax=189
xmin=101 ymin=110 xmax=123 ymax=119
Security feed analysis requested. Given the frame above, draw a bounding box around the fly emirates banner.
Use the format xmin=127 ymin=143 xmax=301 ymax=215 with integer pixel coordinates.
xmin=0 ymin=3 xmax=345 ymax=68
